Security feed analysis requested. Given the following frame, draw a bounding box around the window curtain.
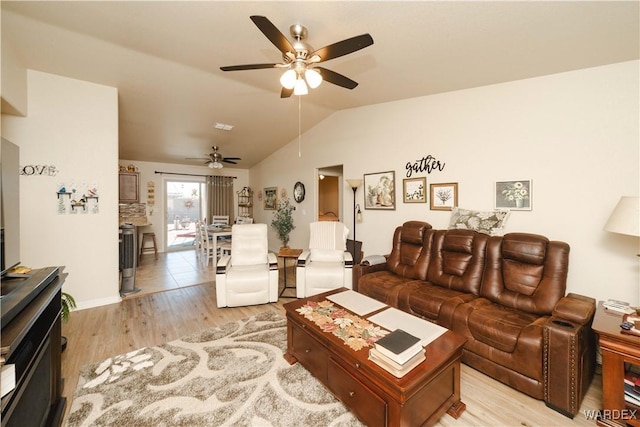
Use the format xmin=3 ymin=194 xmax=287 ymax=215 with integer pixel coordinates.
xmin=206 ymin=176 xmax=235 ymax=224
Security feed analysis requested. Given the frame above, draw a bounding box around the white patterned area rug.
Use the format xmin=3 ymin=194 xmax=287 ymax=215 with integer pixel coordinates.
xmin=66 ymin=311 xmax=364 ymax=427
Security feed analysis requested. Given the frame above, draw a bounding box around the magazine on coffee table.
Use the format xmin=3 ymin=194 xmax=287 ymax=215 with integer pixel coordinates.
xmin=326 ymin=290 xmax=387 ymax=316
xmin=369 ymin=307 xmax=447 ymax=346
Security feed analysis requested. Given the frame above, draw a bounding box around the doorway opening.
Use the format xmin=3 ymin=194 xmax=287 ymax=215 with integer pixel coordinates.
xmin=317 ymin=165 xmax=343 ymax=222
xmin=165 ymin=179 xmax=206 ymax=251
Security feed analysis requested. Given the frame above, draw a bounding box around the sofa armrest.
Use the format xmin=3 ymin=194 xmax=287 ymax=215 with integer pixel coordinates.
xmin=352 ymin=256 xmax=389 ymax=293
xmin=297 ymin=250 xmax=311 ymax=267
xmin=551 ymin=293 xmax=596 ymax=326
xmin=216 ymin=254 xmax=231 ymax=274
xmin=543 ymin=293 xmax=596 ymax=417
xmin=343 ymin=250 xmax=353 ymax=267
xmin=267 ymin=252 xmax=278 ymax=270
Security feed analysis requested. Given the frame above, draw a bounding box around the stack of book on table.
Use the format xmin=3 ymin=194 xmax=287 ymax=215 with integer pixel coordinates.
xmin=624 ymin=370 xmax=640 ymax=406
xmin=369 ymin=329 xmax=425 ymax=378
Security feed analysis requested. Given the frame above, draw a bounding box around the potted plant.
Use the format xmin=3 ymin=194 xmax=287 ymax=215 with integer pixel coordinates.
xmin=61 ymin=292 xmax=76 ymax=352
xmin=271 ymin=198 xmax=295 ymax=249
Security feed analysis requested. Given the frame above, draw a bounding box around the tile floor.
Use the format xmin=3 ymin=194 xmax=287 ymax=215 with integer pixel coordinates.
xmin=130 ymin=247 xmax=297 ymax=299
xmin=131 ymin=248 xmax=217 ymax=297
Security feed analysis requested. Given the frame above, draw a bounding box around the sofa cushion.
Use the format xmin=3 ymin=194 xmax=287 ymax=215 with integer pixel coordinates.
xmin=399 ymin=283 xmax=477 ymax=327
xmin=426 ymin=229 xmax=489 ymax=295
xmin=448 ymin=207 xmax=510 ymax=235
xmin=386 ymin=221 xmax=433 ymax=280
xmin=310 ymin=248 xmax=345 ymax=262
xmin=358 ymin=272 xmax=422 ymax=307
xmin=467 ymin=303 xmax=542 ymax=353
xmin=480 ymin=233 xmax=569 ymax=315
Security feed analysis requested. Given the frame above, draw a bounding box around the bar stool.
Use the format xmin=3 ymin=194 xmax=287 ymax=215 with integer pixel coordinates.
xmin=140 ymin=232 xmax=158 ymax=260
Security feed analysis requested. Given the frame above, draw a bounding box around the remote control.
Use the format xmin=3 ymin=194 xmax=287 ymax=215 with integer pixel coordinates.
xmin=604 ymin=301 xmax=636 ymax=314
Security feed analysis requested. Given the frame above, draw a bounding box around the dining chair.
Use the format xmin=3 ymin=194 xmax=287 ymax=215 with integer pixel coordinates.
xmin=211 ymin=215 xmax=230 ymax=226
xmin=199 ymin=221 xmax=216 ymax=266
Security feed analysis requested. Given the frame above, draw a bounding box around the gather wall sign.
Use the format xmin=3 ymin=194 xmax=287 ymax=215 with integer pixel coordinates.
xmin=405 ymin=155 xmax=445 ymax=178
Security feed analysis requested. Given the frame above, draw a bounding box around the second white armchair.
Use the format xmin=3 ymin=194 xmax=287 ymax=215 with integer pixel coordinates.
xmin=296 ymin=221 xmax=353 ymax=298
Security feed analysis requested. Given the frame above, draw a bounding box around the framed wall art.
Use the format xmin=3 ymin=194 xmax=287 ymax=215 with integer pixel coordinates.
xmin=364 ymin=171 xmax=395 ymax=210
xmin=403 ymin=177 xmax=426 ymax=203
xmin=430 ymin=182 xmax=458 ymax=211
xmin=495 ymin=180 xmax=532 ymax=211
xmin=263 ymin=186 xmax=277 ymax=210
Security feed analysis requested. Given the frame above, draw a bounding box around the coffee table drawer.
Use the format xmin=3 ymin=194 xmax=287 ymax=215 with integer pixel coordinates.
xmin=328 ymin=357 xmax=387 ymax=427
xmin=291 ymin=322 xmax=328 ymax=382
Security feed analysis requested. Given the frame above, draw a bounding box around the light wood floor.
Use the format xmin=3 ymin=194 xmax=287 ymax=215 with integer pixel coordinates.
xmin=61 ymin=251 xmax=604 ymax=426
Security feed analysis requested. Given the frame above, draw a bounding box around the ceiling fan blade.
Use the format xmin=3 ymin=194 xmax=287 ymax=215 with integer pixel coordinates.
xmin=220 ymin=63 xmax=280 ymax=71
xmin=316 ymin=67 xmax=358 ymax=90
xmin=281 ymin=87 xmax=293 ymax=98
xmin=185 ymin=157 xmax=211 ymax=161
xmin=223 ymin=160 xmax=238 ymax=165
xmin=250 ymin=15 xmax=295 ymax=56
xmin=309 ymin=34 xmax=374 ymax=63
xmin=223 ymin=157 xmax=241 ymax=161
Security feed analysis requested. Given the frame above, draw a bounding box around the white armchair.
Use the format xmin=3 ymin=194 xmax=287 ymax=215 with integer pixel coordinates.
xmin=296 ymin=221 xmax=353 ymax=298
xmin=216 ymin=223 xmax=278 ymax=307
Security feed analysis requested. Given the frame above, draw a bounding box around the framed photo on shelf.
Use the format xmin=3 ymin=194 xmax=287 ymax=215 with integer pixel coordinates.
xmin=403 ymin=177 xmax=426 ymax=203
xmin=364 ymin=171 xmax=395 ymax=210
xmin=263 ymin=187 xmax=277 ymax=210
xmin=430 ymin=182 xmax=458 ymax=211
xmin=495 ymin=180 xmax=532 ymax=211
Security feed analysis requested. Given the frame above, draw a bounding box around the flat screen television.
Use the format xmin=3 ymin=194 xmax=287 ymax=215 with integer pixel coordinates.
xmin=1 ymin=137 xmax=21 ymax=277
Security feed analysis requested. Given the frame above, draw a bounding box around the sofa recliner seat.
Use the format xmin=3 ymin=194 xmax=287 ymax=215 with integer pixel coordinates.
xmin=357 ymin=221 xmax=595 ymax=418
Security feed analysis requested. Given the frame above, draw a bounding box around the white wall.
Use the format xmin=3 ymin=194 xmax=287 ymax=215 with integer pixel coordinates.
xmin=251 ymin=61 xmax=640 ymax=304
xmin=2 ymin=70 xmax=120 ymax=309
xmin=119 ymin=159 xmax=249 ymax=252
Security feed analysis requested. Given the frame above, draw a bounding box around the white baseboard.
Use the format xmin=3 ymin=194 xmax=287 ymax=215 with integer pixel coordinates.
xmin=74 ymin=295 xmax=122 ymax=311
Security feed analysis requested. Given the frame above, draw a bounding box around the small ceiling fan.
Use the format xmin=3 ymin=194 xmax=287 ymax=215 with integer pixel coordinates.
xmin=220 ymin=15 xmax=374 ymax=97
xmin=185 ymin=146 xmax=241 ymax=169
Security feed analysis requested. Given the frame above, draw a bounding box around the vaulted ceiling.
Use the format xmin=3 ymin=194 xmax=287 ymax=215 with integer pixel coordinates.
xmin=2 ymin=1 xmax=638 ymax=168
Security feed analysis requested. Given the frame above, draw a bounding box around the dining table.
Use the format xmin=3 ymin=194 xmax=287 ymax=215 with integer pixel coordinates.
xmin=207 ymin=224 xmax=232 ymax=258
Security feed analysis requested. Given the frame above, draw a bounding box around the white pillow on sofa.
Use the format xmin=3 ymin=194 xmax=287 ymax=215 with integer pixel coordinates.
xmin=448 ymin=207 xmax=510 ymax=235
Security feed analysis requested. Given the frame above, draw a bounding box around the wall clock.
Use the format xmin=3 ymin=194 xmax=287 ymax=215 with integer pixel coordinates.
xmin=293 ymin=181 xmax=305 ymax=203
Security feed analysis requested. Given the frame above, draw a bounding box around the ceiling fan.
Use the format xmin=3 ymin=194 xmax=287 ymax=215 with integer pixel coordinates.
xmin=185 ymin=146 xmax=241 ymax=169
xmin=220 ymin=15 xmax=374 ymax=97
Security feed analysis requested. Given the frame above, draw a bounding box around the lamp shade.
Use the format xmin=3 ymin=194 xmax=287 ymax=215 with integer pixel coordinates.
xmin=304 ymin=68 xmax=322 ymax=89
xmin=604 ymin=196 xmax=640 ymax=237
xmin=346 ymin=179 xmax=363 ymax=190
xmin=280 ymin=69 xmax=297 ymax=90
xmin=293 ymin=78 xmax=308 ymax=95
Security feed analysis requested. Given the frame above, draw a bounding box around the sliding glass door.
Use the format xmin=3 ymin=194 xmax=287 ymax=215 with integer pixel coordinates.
xmin=165 ymin=179 xmax=206 ymax=251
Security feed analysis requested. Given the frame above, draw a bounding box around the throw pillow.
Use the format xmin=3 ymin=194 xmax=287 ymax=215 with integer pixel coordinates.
xmin=448 ymin=207 xmax=510 ymax=235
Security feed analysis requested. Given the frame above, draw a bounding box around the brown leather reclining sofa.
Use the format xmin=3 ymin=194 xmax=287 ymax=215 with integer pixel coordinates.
xmin=356 ymin=221 xmax=596 ymax=417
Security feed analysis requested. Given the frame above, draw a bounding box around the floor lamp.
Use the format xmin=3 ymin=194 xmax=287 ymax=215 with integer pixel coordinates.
xmin=346 ymin=178 xmax=363 ymax=263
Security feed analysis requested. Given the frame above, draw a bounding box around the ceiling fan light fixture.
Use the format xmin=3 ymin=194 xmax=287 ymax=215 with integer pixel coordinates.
xmin=280 ymin=69 xmax=297 ymax=89
xmin=293 ymin=78 xmax=308 ymax=95
xmin=305 ymin=68 xmax=322 ymax=89
xmin=209 ymin=161 xmax=223 ymax=169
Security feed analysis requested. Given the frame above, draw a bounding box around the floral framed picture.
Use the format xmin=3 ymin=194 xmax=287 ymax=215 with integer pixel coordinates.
xmin=364 ymin=171 xmax=395 ymax=210
xmin=495 ymin=180 xmax=532 ymax=211
xmin=263 ymin=187 xmax=277 ymax=210
xmin=403 ymin=177 xmax=426 ymax=203
xmin=430 ymin=182 xmax=458 ymax=211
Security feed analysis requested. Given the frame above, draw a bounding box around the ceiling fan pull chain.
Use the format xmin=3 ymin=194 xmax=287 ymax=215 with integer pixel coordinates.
xmin=298 ymin=96 xmax=302 ymax=158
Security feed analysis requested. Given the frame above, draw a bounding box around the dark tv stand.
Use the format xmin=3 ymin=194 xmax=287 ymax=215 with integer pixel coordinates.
xmin=1 ymin=266 xmax=67 ymax=427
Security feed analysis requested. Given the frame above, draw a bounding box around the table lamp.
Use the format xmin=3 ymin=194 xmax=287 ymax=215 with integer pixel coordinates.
xmin=604 ymin=196 xmax=640 ymax=255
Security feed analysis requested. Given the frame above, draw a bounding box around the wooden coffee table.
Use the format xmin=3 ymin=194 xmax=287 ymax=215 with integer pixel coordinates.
xmin=284 ymin=288 xmax=467 ymax=427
